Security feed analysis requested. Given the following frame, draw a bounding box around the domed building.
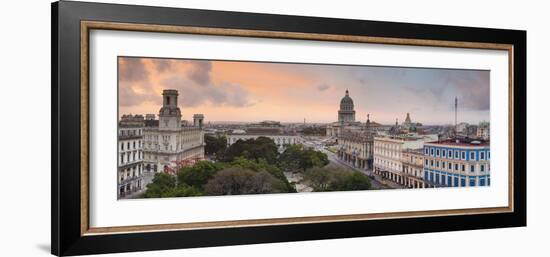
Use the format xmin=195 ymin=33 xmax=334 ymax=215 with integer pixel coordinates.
xmin=326 ymin=89 xmax=377 ymax=170
xmin=326 ymin=90 xmax=363 ymax=137
xmin=338 ymin=90 xmax=356 ymax=123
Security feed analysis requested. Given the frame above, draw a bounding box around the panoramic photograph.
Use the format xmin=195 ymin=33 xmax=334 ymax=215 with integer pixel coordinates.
xmin=117 ymin=57 xmax=491 ymax=199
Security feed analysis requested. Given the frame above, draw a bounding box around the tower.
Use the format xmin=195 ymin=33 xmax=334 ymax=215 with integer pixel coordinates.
xmin=366 ymin=114 xmax=371 ymax=129
xmin=193 ymin=114 xmax=205 ymax=128
xmin=159 ymin=89 xmax=182 ymax=130
xmin=454 ymin=96 xmax=458 ymax=132
xmin=338 ymin=89 xmax=356 ymax=123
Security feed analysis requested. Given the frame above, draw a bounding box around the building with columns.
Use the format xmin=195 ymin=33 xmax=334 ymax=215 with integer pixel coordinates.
xmin=337 ymin=131 xmax=374 ymax=170
xmin=118 ymin=114 xmax=145 ymax=199
xmin=326 ymin=90 xmax=364 ymax=137
xmin=226 ymin=121 xmax=302 ymax=152
xmin=373 ymin=134 xmax=438 ymax=186
xmin=402 ymin=149 xmax=426 ymax=188
xmin=142 ymin=89 xmax=205 ymax=173
xmin=423 ymin=139 xmax=490 ymax=187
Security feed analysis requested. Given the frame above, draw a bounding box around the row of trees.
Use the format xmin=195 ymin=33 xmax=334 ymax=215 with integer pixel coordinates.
xmin=303 ymin=166 xmax=371 ymax=192
xmin=145 ymin=157 xmax=296 ymax=198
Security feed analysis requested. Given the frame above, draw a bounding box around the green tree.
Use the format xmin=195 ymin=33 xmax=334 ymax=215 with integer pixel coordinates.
xmin=224 ymin=137 xmax=279 ymax=164
xmin=176 ymin=161 xmax=225 ymax=190
xmin=204 ymin=168 xmax=287 ymax=195
xmin=144 ymin=172 xmax=176 ymax=198
xmin=279 ymin=145 xmax=329 ymax=172
xmin=163 ymin=184 xmax=203 ymax=197
xmin=303 ymin=167 xmax=371 ymax=192
xmin=204 ymin=134 xmax=227 ymax=160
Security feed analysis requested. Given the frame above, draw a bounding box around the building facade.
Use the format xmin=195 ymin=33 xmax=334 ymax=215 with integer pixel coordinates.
xmin=373 ymin=134 xmax=438 ymax=186
xmin=401 ymin=149 xmax=426 ymax=188
xmin=142 ymin=89 xmax=205 ymax=173
xmin=423 ymin=139 xmax=490 ymax=187
xmin=337 ymin=131 xmax=374 ymax=170
xmin=226 ymin=121 xmax=302 ymax=151
xmin=118 ymin=115 xmax=145 ymax=199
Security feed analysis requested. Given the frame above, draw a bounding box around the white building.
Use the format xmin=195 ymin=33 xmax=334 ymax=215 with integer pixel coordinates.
xmin=142 ymin=89 xmax=205 ymax=173
xmin=476 ymin=121 xmax=490 ymax=140
xmin=226 ymin=121 xmax=302 ymax=151
xmin=373 ymin=134 xmax=438 ymax=186
xmin=118 ymin=114 xmax=145 ymax=199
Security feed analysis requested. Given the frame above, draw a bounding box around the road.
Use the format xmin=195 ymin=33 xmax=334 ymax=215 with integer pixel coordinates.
xmin=301 ymin=137 xmax=392 ymax=190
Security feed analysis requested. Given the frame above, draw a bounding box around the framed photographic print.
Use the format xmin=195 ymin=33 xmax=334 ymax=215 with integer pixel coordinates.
xmin=51 ymin=1 xmax=526 ymax=256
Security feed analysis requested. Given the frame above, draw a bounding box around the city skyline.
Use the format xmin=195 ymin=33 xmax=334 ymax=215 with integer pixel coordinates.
xmin=119 ymin=57 xmax=490 ymax=125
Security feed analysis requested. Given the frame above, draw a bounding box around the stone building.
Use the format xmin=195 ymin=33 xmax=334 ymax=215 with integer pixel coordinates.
xmin=226 ymin=121 xmax=302 ymax=151
xmin=402 ymin=149 xmax=426 ymax=188
xmin=118 ymin=114 xmax=145 ymax=199
xmin=337 ymin=131 xmax=374 ymax=170
xmin=142 ymin=89 xmax=205 ymax=173
xmin=326 ymin=90 xmax=364 ymax=137
xmin=373 ymin=134 xmax=438 ymax=186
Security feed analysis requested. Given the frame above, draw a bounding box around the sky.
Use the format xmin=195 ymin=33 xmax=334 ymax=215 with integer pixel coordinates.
xmin=118 ymin=57 xmax=490 ymax=125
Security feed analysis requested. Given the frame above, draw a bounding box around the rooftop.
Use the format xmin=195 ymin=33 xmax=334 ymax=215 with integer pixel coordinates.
xmin=427 ymin=138 xmax=490 ymax=147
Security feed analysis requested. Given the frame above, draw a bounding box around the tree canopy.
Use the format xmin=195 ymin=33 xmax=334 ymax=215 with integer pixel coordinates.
xmin=223 ymin=137 xmax=279 ymax=164
xmin=278 ymin=144 xmax=329 ymax=172
xmin=204 ymin=134 xmax=227 ymax=160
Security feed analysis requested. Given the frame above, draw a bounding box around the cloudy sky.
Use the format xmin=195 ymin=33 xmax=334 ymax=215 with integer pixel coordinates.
xmin=119 ymin=57 xmax=490 ymax=125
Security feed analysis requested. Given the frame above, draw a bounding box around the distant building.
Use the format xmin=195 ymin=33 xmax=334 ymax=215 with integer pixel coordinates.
xmin=326 ymin=90 xmax=365 ymax=137
xmin=226 ymin=121 xmax=302 ymax=151
xmin=118 ymin=114 xmax=145 ymax=199
xmin=142 ymin=89 xmax=205 ymax=173
xmin=477 ymin=121 xmax=490 ymax=140
xmin=423 ymin=138 xmax=490 ymax=187
xmin=373 ymin=134 xmax=438 ymax=186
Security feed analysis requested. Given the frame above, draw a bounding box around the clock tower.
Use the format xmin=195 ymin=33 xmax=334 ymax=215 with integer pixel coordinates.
xmin=158 ymin=89 xmax=182 ymax=130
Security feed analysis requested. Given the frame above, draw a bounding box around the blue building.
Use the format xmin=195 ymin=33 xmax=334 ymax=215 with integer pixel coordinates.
xmin=423 ymin=139 xmax=490 ymax=187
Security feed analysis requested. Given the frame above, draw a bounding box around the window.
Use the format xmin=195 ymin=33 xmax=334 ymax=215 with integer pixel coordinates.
xmin=425 ymin=148 xmax=429 ymax=155
xmin=436 ymin=149 xmax=440 ymax=156
xmin=425 ymin=159 xmax=428 ymax=166
xmin=448 ymin=162 xmax=452 ymax=169
xmin=470 ymin=152 xmax=475 ymax=160
xmin=454 ymin=176 xmax=459 ymax=187
xmin=461 ymin=151 xmax=466 ymax=159
xmin=455 ymin=151 xmax=459 ymax=158
xmin=479 ymin=177 xmax=486 ymax=186
xmin=455 ymin=163 xmax=459 ymax=170
xmin=469 ymin=177 xmax=477 ymax=187
xmin=480 ymin=152 xmax=485 ymax=160
xmin=488 ymin=151 xmax=490 ymax=160
xmin=430 ymin=148 xmax=434 ymax=155
xmin=442 ymin=150 xmax=446 ymax=157
xmin=461 ymin=177 xmax=466 ymax=187
xmin=120 ymin=153 xmax=124 ymax=164
xmin=447 ymin=176 xmax=452 ymax=186
xmin=480 ymin=164 xmax=485 ymax=172
xmin=436 ymin=161 xmax=439 ymax=168
xmin=461 ymin=164 xmax=465 ymax=171
xmin=470 ymin=165 xmax=475 ymax=172
xmin=430 ymin=160 xmax=434 ymax=166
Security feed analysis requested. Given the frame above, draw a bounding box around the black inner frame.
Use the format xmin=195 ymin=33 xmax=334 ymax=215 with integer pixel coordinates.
xmin=52 ymin=1 xmax=526 ymax=256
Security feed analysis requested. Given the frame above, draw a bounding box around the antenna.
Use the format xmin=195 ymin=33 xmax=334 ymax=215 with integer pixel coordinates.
xmin=454 ymin=96 xmax=458 ymax=133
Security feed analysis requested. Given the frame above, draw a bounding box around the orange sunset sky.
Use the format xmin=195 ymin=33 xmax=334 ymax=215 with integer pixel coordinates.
xmin=118 ymin=57 xmax=490 ymax=125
